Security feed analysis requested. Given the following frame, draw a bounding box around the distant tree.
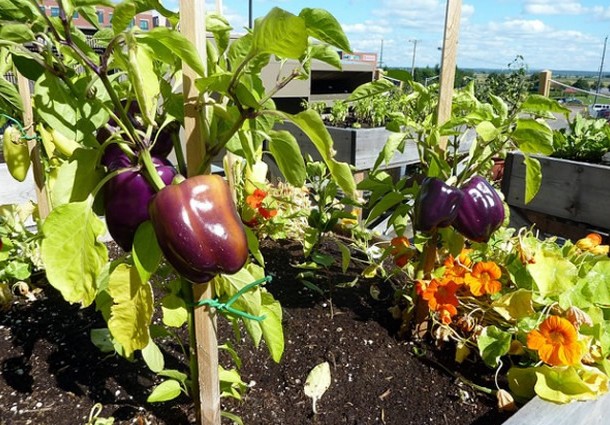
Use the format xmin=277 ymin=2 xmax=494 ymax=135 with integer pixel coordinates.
xmin=572 ymin=78 xmax=590 ymax=90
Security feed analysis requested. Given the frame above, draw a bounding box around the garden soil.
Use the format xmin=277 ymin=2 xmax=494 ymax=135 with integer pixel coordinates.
xmin=0 ymin=238 xmax=515 ymax=425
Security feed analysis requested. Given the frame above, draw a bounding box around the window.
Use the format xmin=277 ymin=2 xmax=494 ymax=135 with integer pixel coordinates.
xmin=139 ymin=19 xmax=149 ymax=30
xmin=39 ymin=6 xmax=45 ymax=14
xmin=97 ymin=10 xmax=104 ymax=24
xmin=73 ymin=11 xmax=79 ymax=19
xmin=128 ymin=18 xmax=135 ymax=28
xmin=109 ymin=13 xmax=113 ymax=25
xmin=50 ymin=7 xmax=59 ymax=17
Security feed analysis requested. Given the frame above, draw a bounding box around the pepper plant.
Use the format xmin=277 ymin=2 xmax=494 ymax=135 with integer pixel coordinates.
xmin=0 ymin=0 xmax=356 ymax=405
xmin=356 ymin=71 xmax=610 ymax=404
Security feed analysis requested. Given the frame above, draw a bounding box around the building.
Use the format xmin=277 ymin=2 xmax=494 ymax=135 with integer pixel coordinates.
xmin=37 ymin=1 xmax=157 ymax=33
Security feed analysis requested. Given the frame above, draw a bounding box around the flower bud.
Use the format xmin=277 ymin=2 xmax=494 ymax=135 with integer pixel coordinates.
xmin=497 ymin=389 xmax=518 ymax=412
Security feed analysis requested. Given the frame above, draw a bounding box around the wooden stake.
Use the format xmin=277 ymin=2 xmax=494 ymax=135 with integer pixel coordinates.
xmin=16 ymin=73 xmax=51 ymax=219
xmin=436 ymin=0 xmax=462 ymax=151
xmin=179 ymin=2 xmax=221 ymax=424
xmin=538 ymin=70 xmax=552 ymax=97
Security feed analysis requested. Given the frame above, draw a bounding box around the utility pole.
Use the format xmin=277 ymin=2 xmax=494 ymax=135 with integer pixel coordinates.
xmin=593 ymin=35 xmax=608 ymax=107
xmin=248 ymin=0 xmax=253 ymax=28
xmin=379 ymin=38 xmax=384 ymax=68
xmin=409 ymin=39 xmax=420 ymax=78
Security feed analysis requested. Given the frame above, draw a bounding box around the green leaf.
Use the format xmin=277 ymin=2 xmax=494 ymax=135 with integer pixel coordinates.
xmin=268 ymin=130 xmax=306 ymax=187
xmin=244 ymin=227 xmax=265 ymax=267
xmin=476 ymin=325 xmax=511 ymax=368
xmin=252 ymin=8 xmax=308 ymax=59
xmin=534 ymin=365 xmax=607 ymax=403
xmin=346 ymin=79 xmax=394 ymax=102
xmin=112 ymin=0 xmax=136 ymax=34
xmin=337 ymin=241 xmax=351 ymax=273
xmin=492 ymin=289 xmax=534 ymax=321
xmin=512 ymin=118 xmax=554 ymax=155
xmin=161 ymin=293 xmax=188 ymax=328
xmin=41 ymin=200 xmax=108 ymax=307
xmin=310 ymin=44 xmax=342 ymax=70
xmin=136 ymin=28 xmax=206 ymax=77
xmin=11 ymin=52 xmax=45 ymax=82
xmin=0 ymin=23 xmax=34 ymax=43
xmin=259 ymin=291 xmax=284 ymax=363
xmin=221 ymin=411 xmax=244 ymax=425
xmin=578 ymin=260 xmax=610 ymax=306
xmin=384 ymin=69 xmax=412 ymax=84
xmin=366 ymin=192 xmax=404 ymax=225
xmin=523 ymin=155 xmax=542 ymax=204
xmin=50 ymin=149 xmax=104 ymax=206
xmin=147 ymin=379 xmax=182 ymax=403
xmin=521 ymin=94 xmax=571 ymax=117
xmin=107 ymin=263 xmax=154 ymax=357
xmin=527 ymin=251 xmax=578 ymax=301
xmin=374 ymin=132 xmax=407 ymax=170
xmin=142 ymin=339 xmax=165 ymax=373
xmin=475 ymin=121 xmax=499 ymax=143
xmin=90 ymin=328 xmax=115 ymax=353
xmin=132 ymin=221 xmax=162 ymax=283
xmin=158 ymin=369 xmax=188 ymax=383
xmin=126 ymin=40 xmax=159 ymax=126
xmin=215 ymin=267 xmax=263 ymax=317
xmin=272 ymin=109 xmax=356 ymax=198
xmin=507 ymin=367 xmax=537 ymax=401
xmin=0 ymin=73 xmax=23 ymax=116
xmin=299 ymin=8 xmax=350 ymax=52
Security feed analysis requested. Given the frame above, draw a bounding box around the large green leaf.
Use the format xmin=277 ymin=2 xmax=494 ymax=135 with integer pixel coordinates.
xmin=259 ymin=292 xmax=284 ymax=363
xmin=50 ymin=149 xmax=104 ymax=207
xmin=523 ymin=154 xmax=542 ymax=204
xmin=0 ymin=76 xmax=23 ymax=117
xmin=132 ymin=221 xmax=162 ymax=283
xmin=252 ymin=8 xmax=308 ymax=59
xmin=512 ymin=118 xmax=554 ymax=155
xmin=310 ymin=44 xmax=342 ymax=70
xmin=507 ymin=367 xmax=537 ymax=401
xmin=137 ymin=27 xmax=206 ymax=77
xmin=475 ymin=121 xmax=499 ymax=143
xmin=521 ymin=94 xmax=571 ymax=117
xmin=215 ymin=266 xmax=263 ymax=317
xmin=578 ymin=260 xmax=610 ymax=306
xmin=365 ymin=192 xmax=404 ymax=225
xmin=534 ymin=365 xmax=607 ymax=403
xmin=492 ymin=289 xmax=534 ymax=321
xmin=272 ymin=109 xmax=356 ymax=198
xmin=268 ymin=130 xmax=306 ymax=187
xmin=298 ymin=8 xmax=350 ymax=52
xmin=161 ymin=292 xmax=188 ymax=328
xmin=142 ymin=339 xmax=165 ymax=373
xmin=346 ymin=79 xmax=394 ymax=102
xmin=107 ymin=263 xmax=154 ymax=357
xmin=112 ymin=0 xmax=136 ymax=34
xmin=0 ymin=23 xmax=34 ymax=43
xmin=126 ymin=40 xmax=158 ymax=126
xmin=527 ymin=251 xmax=578 ymax=301
xmin=374 ymin=132 xmax=408 ymax=170
xmin=147 ymin=379 xmax=182 ymax=403
xmin=477 ymin=325 xmax=511 ymax=368
xmin=41 ymin=200 xmax=108 ymax=307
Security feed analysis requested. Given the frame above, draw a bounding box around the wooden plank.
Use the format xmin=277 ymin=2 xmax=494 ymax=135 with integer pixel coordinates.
xmin=179 ymin=2 xmax=221 ymax=425
xmin=436 ymin=0 xmax=462 ymax=151
xmin=16 ymin=73 xmax=50 ymax=219
xmin=503 ymin=393 xmax=610 ymax=425
xmin=539 ymin=70 xmax=552 ymax=96
xmin=503 ymin=152 xmax=610 ymax=230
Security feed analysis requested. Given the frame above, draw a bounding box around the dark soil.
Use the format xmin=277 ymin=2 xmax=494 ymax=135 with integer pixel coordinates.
xmin=0 ymin=238 xmax=515 ymax=425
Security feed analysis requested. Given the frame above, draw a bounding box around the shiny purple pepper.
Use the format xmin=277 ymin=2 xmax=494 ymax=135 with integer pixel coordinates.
xmin=104 ymin=157 xmax=177 ymax=251
xmin=413 ymin=177 xmax=464 ymax=232
xmin=453 ymin=176 xmax=505 ymax=243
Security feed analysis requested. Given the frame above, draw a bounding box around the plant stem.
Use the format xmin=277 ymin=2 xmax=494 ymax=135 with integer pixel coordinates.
xmin=411 ymin=230 xmax=438 ymax=339
xmin=182 ymin=279 xmax=200 ymax=401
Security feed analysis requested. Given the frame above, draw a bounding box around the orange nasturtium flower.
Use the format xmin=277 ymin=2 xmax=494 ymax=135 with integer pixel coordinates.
xmin=246 ymin=188 xmax=267 ymax=209
xmin=420 ymin=278 xmax=460 ymax=324
xmin=443 ymin=249 xmax=472 ymax=284
xmin=465 ymin=261 xmax=502 ymax=296
xmin=390 ymin=236 xmax=412 ymax=267
xmin=527 ymin=315 xmax=582 ymax=366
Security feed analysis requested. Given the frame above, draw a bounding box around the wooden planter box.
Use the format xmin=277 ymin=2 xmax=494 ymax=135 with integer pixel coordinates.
xmin=276 ymin=122 xmax=420 ymax=172
xmin=502 ymin=152 xmax=610 ymax=230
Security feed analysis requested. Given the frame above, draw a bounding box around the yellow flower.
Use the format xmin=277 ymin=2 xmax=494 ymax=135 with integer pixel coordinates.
xmin=527 ymin=315 xmax=582 ymax=366
xmin=576 ymin=233 xmax=609 ymax=255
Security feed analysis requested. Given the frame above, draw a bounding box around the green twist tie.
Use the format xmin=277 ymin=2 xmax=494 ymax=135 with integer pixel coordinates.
xmin=0 ymin=113 xmax=38 ymax=140
xmin=193 ymin=276 xmax=272 ymax=322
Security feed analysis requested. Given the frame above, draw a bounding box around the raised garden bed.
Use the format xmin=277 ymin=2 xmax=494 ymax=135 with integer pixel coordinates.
xmin=502 ymin=151 xmax=610 ymax=231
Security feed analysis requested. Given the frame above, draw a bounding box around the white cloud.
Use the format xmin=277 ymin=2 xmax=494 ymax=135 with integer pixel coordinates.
xmin=488 ymin=19 xmax=550 ymax=34
xmin=523 ymin=0 xmax=588 ymax=15
xmin=342 ymin=22 xmax=392 ymax=35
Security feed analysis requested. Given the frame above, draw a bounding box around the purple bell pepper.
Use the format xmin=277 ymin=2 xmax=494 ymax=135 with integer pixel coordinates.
xmin=413 ymin=177 xmax=464 ymax=232
xmin=453 ymin=176 xmax=505 ymax=243
xmin=149 ymin=175 xmax=248 ymax=283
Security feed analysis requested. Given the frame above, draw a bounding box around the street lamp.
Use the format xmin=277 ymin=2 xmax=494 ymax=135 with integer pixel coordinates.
xmin=409 ymin=39 xmax=421 ymax=77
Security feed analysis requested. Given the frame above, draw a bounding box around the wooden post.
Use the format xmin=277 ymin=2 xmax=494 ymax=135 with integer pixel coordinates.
xmin=16 ymin=73 xmax=50 ymax=219
xmin=179 ymin=2 xmax=221 ymax=424
xmin=436 ymin=0 xmax=462 ymax=151
xmin=539 ymin=70 xmax=552 ymax=97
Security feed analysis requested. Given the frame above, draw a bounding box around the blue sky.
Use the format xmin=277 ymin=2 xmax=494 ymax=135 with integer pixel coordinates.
xmin=163 ymin=1 xmax=610 ymax=72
